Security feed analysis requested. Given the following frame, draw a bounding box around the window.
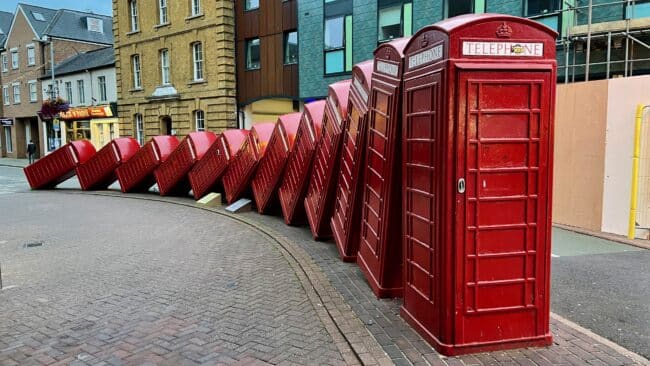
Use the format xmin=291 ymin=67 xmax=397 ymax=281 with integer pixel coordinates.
xmin=27 ymin=45 xmax=35 ymax=66
xmin=135 ymin=113 xmax=144 ymax=145
xmin=159 ymin=0 xmax=168 ymax=24
xmin=29 ymin=81 xmax=37 ymax=102
xmin=32 ymin=11 xmax=45 ymax=21
xmin=160 ymin=49 xmax=170 ymax=85
xmin=626 ymin=0 xmax=650 ymax=19
xmin=11 ymin=49 xmax=18 ymax=69
xmin=246 ymin=38 xmax=260 ymax=70
xmin=195 ymin=110 xmax=205 ymax=131
xmin=3 ymin=86 xmax=9 ymax=105
xmin=526 ymin=0 xmax=559 ymax=15
xmin=191 ymin=0 xmax=201 ymax=16
xmin=324 ymin=15 xmax=352 ymax=74
xmin=192 ymin=42 xmax=203 ymax=80
xmin=77 ymin=80 xmax=85 ymax=104
xmin=129 ymin=0 xmax=139 ymax=32
xmin=98 ymin=76 xmax=107 ymax=102
xmin=64 ymin=82 xmax=72 ymax=102
xmin=132 ymin=54 xmax=142 ymax=89
xmin=447 ymin=0 xmax=474 ymax=17
xmin=1 ymin=54 xmax=7 ymax=72
xmin=4 ymin=126 xmax=12 ymax=153
xmin=12 ymin=83 xmax=20 ymax=104
xmin=284 ymin=31 xmax=298 ymax=65
xmin=245 ymin=0 xmax=259 ymax=11
xmin=378 ymin=2 xmax=412 ymax=42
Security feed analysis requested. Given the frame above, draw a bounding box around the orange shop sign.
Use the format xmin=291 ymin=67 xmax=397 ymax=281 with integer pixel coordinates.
xmin=59 ymin=105 xmax=113 ymax=120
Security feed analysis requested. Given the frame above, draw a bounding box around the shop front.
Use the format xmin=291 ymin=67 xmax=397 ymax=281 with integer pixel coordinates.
xmin=58 ymin=105 xmax=119 ymax=149
xmin=0 ymin=118 xmax=12 ymax=158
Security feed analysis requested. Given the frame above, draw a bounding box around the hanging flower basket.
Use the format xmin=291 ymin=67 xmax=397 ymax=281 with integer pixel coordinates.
xmin=40 ymin=97 xmax=70 ymax=119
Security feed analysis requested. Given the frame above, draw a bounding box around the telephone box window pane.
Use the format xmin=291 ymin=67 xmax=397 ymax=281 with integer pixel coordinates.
xmin=325 ymin=50 xmax=344 ymax=74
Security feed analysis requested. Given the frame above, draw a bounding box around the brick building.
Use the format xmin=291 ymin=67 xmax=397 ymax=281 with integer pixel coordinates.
xmin=113 ymin=0 xmax=237 ymax=142
xmin=0 ymin=4 xmax=112 ymax=159
xmin=0 ymin=10 xmax=12 ymax=157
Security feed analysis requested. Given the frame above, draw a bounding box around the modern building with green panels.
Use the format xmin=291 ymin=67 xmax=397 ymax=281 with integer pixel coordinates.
xmin=298 ymin=0 xmax=650 ymax=99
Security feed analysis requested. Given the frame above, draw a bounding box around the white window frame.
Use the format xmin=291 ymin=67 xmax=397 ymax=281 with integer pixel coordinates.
xmin=191 ymin=0 xmax=201 ymax=16
xmin=12 ymin=83 xmax=20 ymax=104
xmin=192 ymin=42 xmax=203 ymax=81
xmin=1 ymin=54 xmax=7 ymax=72
xmin=77 ymin=80 xmax=85 ymax=105
xmin=159 ymin=0 xmax=168 ymax=24
xmin=135 ymin=113 xmax=144 ymax=145
xmin=195 ymin=109 xmax=205 ymax=131
xmin=160 ymin=49 xmax=170 ymax=85
xmin=28 ymin=81 xmax=37 ymax=102
xmin=3 ymin=85 xmax=9 ymax=105
xmin=65 ymin=81 xmax=72 ymax=102
xmin=132 ymin=54 xmax=142 ymax=89
xmin=26 ymin=44 xmax=36 ymax=66
xmin=130 ymin=0 xmax=139 ymax=32
xmin=10 ymin=49 xmax=18 ymax=69
xmin=98 ymin=76 xmax=107 ymax=102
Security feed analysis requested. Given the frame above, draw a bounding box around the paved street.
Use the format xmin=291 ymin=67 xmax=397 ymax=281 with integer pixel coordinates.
xmin=0 ymin=162 xmax=648 ymax=365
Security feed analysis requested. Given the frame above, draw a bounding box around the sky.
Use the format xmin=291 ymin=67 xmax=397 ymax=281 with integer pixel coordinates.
xmin=0 ymin=0 xmax=112 ymax=16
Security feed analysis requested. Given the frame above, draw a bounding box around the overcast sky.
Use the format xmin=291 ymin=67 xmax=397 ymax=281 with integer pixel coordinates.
xmin=0 ymin=0 xmax=112 ymax=16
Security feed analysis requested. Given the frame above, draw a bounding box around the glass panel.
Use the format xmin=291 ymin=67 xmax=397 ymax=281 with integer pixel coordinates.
xmin=325 ymin=17 xmax=344 ymax=49
xmin=246 ymin=0 xmax=259 ymax=10
xmin=246 ymin=39 xmax=260 ymax=69
xmin=285 ymin=31 xmax=298 ymax=64
xmin=535 ymin=14 xmax=559 ymax=32
xmin=325 ymin=50 xmax=344 ymax=74
xmin=627 ymin=3 xmax=650 ymax=19
xmin=378 ymin=5 xmax=402 ymax=42
xmin=403 ymin=2 xmax=413 ymax=37
xmin=527 ymin=0 xmax=558 ymax=15
xmin=475 ymin=0 xmax=485 ymax=13
xmin=448 ymin=0 xmax=473 ymax=17
xmin=345 ymin=15 xmax=353 ymax=71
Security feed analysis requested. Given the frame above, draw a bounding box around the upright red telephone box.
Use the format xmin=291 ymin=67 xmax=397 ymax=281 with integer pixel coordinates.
xmin=251 ymin=112 xmax=302 ymax=214
xmin=400 ymin=14 xmax=556 ymax=355
xmin=278 ymin=100 xmax=326 ymax=225
xmin=188 ymin=129 xmax=249 ymax=200
xmin=304 ymin=79 xmax=351 ymax=240
xmin=330 ymin=60 xmax=374 ymax=261
xmin=357 ymin=38 xmax=410 ymax=298
xmin=222 ymin=122 xmax=275 ymax=204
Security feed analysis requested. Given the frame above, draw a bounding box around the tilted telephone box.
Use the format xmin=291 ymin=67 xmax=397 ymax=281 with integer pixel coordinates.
xmin=77 ymin=138 xmax=140 ymax=191
xmin=116 ymin=136 xmax=179 ymax=193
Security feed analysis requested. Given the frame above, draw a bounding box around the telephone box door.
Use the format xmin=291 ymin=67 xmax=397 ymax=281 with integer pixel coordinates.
xmin=454 ymin=68 xmax=552 ymax=344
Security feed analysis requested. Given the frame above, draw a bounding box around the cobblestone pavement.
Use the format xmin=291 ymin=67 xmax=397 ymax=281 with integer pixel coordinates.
xmin=0 ymin=192 xmax=352 ymax=366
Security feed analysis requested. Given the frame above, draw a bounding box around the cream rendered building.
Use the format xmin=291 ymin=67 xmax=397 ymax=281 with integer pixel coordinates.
xmin=113 ymin=0 xmax=236 ymax=143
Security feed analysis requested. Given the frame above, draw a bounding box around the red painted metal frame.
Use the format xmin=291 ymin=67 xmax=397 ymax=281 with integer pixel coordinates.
xmin=356 ymin=38 xmax=410 ymax=299
xmin=154 ymin=132 xmax=217 ymax=196
xmin=304 ymin=79 xmax=352 ymax=240
xmin=330 ymin=60 xmax=374 ymax=262
xmin=278 ymin=101 xmax=327 ymax=225
xmin=77 ymin=138 xmax=140 ymax=190
xmin=251 ymin=112 xmax=302 ymax=214
xmin=23 ymin=140 xmax=96 ymax=189
xmin=399 ymin=14 xmax=557 ymax=356
xmin=116 ymin=136 xmax=179 ymax=193
xmin=188 ymin=129 xmax=249 ymax=200
xmin=222 ymin=122 xmax=275 ymax=204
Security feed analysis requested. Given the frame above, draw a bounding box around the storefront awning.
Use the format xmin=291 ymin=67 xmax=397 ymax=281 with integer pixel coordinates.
xmin=59 ymin=105 xmax=114 ymax=121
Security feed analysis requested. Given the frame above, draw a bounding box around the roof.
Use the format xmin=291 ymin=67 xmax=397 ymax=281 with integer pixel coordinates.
xmin=17 ymin=3 xmax=58 ymax=38
xmin=0 ymin=11 xmax=12 ymax=47
xmin=43 ymin=9 xmax=112 ymax=45
xmin=41 ymin=47 xmax=115 ymax=79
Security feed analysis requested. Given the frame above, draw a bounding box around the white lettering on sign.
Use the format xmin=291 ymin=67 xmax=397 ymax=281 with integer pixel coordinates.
xmin=462 ymin=41 xmax=544 ymax=57
xmin=408 ymin=44 xmax=443 ymax=69
xmin=376 ymin=60 xmax=398 ymax=77
xmin=352 ymin=76 xmax=369 ymax=104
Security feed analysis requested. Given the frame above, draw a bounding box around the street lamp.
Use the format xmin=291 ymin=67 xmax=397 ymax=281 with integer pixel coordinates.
xmin=41 ymin=35 xmax=57 ymax=99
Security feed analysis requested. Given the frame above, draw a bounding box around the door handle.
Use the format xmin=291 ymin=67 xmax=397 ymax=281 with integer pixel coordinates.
xmin=458 ymin=178 xmax=466 ymax=194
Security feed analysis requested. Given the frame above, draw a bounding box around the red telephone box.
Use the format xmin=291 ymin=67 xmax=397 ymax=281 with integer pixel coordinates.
xmin=304 ymin=79 xmax=351 ymax=240
xmin=77 ymin=137 xmax=140 ymax=190
xmin=400 ymin=14 xmax=556 ymax=355
xmin=357 ymin=38 xmax=410 ymax=298
xmin=330 ymin=60 xmax=374 ymax=262
xmin=188 ymin=129 xmax=249 ymax=200
xmin=251 ymin=112 xmax=302 ymax=214
xmin=154 ymin=131 xmax=217 ymax=196
xmin=116 ymin=136 xmax=179 ymax=193
xmin=222 ymin=122 xmax=275 ymax=204
xmin=24 ymin=140 xmax=96 ymax=189
xmin=278 ymin=100 xmax=326 ymax=225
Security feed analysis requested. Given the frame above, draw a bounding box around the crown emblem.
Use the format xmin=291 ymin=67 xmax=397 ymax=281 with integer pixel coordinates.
xmin=496 ymin=22 xmax=513 ymax=38
xmin=421 ymin=34 xmax=429 ymax=48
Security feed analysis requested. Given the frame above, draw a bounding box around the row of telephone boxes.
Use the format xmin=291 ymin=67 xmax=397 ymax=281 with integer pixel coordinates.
xmin=23 ymin=14 xmax=558 ymax=356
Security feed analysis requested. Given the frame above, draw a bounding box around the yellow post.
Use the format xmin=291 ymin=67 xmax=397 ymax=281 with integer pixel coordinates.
xmin=628 ymin=105 xmax=645 ymax=239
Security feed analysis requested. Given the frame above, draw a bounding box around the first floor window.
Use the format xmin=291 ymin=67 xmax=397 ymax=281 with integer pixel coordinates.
xmin=12 ymin=84 xmax=20 ymax=104
xmin=129 ymin=0 xmax=139 ymax=31
xmin=135 ymin=114 xmax=144 ymax=145
xmin=378 ymin=2 xmax=412 ymax=42
xmin=11 ymin=50 xmax=18 ymax=69
xmin=27 ymin=46 xmax=35 ymax=66
xmin=98 ymin=76 xmax=107 ymax=101
xmin=160 ymin=49 xmax=170 ymax=85
xmin=245 ymin=0 xmax=259 ymax=11
xmin=29 ymin=81 xmax=37 ymax=102
xmin=324 ymin=15 xmax=352 ymax=74
xmin=192 ymin=43 xmax=204 ymax=80
xmin=284 ymin=31 xmax=298 ymax=65
xmin=3 ymin=86 xmax=9 ymax=105
xmin=77 ymin=80 xmax=85 ymax=105
xmin=1 ymin=54 xmax=7 ymax=72
xmin=132 ymin=54 xmax=142 ymax=89
xmin=246 ymin=38 xmax=260 ymax=70
xmin=4 ymin=126 xmax=12 ymax=152
xmin=526 ymin=0 xmax=559 ymax=15
xmin=65 ymin=81 xmax=72 ymax=102
xmin=159 ymin=0 xmax=168 ymax=24
xmin=447 ymin=0 xmax=474 ymax=17
xmin=195 ymin=109 xmax=205 ymax=131
xmin=191 ymin=0 xmax=201 ymax=15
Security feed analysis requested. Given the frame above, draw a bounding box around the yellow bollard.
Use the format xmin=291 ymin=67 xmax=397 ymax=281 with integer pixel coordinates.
xmin=628 ymin=105 xmax=646 ymax=239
